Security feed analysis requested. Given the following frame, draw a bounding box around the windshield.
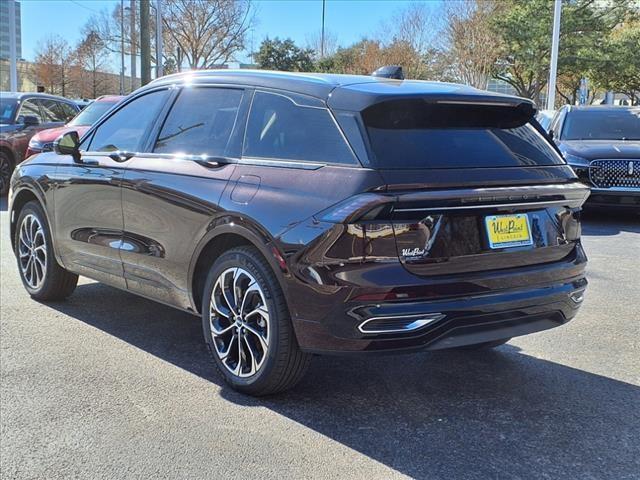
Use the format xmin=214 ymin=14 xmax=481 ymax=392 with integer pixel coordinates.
xmin=562 ymin=108 xmax=640 ymax=140
xmin=0 ymin=97 xmax=17 ymax=124
xmin=68 ymin=100 xmax=118 ymax=127
xmin=362 ymin=99 xmax=563 ymax=169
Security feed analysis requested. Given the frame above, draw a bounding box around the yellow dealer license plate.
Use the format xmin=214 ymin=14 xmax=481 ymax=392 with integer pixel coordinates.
xmin=485 ymin=214 xmax=533 ymax=249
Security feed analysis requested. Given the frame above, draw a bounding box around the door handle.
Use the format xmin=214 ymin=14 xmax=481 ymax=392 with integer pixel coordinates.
xmin=108 ymin=151 xmax=135 ymax=162
xmin=192 ymin=155 xmax=236 ymax=168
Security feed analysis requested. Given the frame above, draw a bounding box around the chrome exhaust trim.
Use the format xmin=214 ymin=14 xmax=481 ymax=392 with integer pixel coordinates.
xmin=358 ymin=313 xmax=445 ymax=335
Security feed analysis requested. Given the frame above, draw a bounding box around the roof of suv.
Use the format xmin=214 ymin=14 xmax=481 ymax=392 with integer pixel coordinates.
xmin=563 ymin=105 xmax=639 ymax=112
xmin=0 ymin=92 xmax=77 ymax=103
xmin=149 ymin=69 xmax=534 ymax=112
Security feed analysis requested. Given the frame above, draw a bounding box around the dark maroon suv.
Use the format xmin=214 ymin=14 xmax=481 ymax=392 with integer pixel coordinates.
xmin=9 ymin=71 xmax=589 ymax=395
xmin=0 ymin=92 xmax=79 ymax=195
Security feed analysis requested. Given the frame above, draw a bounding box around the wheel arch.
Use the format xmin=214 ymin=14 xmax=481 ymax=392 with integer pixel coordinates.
xmin=9 ymin=186 xmax=45 ymax=252
xmin=188 ymin=217 xmax=291 ymax=314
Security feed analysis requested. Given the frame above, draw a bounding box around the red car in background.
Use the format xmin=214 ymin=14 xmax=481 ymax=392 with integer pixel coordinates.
xmin=26 ymin=95 xmax=125 ymax=157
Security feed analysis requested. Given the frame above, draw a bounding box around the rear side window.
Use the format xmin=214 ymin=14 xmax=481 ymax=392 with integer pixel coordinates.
xmin=40 ymin=99 xmax=76 ymax=123
xmin=244 ymin=91 xmax=356 ymax=164
xmin=154 ymin=87 xmax=243 ymax=156
xmin=88 ymin=90 xmax=169 ymax=152
xmin=362 ymin=99 xmax=564 ymax=169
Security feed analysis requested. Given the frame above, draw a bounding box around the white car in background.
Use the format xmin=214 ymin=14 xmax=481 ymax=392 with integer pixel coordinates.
xmin=536 ymin=109 xmax=556 ymax=131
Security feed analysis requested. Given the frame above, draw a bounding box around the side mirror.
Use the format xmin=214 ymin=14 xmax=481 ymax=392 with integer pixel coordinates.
xmin=21 ymin=115 xmax=40 ymax=127
xmin=54 ymin=131 xmax=81 ymax=161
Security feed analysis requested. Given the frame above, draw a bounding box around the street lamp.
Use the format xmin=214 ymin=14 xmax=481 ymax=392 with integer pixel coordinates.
xmin=547 ymin=0 xmax=561 ymax=110
xmin=120 ymin=0 xmax=125 ymax=95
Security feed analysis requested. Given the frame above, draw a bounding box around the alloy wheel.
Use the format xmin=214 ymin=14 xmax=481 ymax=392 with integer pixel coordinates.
xmin=209 ymin=267 xmax=270 ymax=378
xmin=18 ymin=214 xmax=47 ymax=290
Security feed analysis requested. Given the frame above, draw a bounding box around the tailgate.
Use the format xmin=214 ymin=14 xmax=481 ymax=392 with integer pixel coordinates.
xmin=387 ymin=183 xmax=590 ymax=276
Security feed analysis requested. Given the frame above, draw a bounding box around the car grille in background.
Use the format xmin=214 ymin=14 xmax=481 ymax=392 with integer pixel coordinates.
xmin=589 ymin=159 xmax=640 ymax=189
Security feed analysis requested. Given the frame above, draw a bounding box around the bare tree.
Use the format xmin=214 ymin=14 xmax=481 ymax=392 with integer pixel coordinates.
xmin=444 ymin=0 xmax=499 ymax=89
xmin=161 ymin=0 xmax=254 ymax=69
xmin=385 ymin=2 xmax=442 ymax=79
xmin=74 ymin=30 xmax=111 ymax=98
xmin=305 ymin=30 xmax=339 ymax=60
xmin=84 ymin=4 xmax=134 ymax=56
xmin=32 ymin=36 xmax=75 ymax=96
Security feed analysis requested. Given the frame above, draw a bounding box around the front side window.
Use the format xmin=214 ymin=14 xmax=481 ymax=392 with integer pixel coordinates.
xmin=154 ymin=87 xmax=243 ymax=156
xmin=243 ymin=91 xmax=356 ymax=164
xmin=17 ymin=99 xmax=43 ymax=124
xmin=87 ymin=90 xmax=169 ymax=152
xmin=0 ymin=98 xmax=17 ymax=123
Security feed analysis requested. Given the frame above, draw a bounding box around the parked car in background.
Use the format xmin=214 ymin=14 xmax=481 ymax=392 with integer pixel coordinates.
xmin=26 ymin=95 xmax=125 ymax=157
xmin=0 ymin=92 xmax=79 ymax=195
xmin=73 ymin=98 xmax=93 ymax=110
xmin=536 ymin=109 xmax=555 ymax=131
xmin=9 ymin=71 xmax=589 ymax=395
xmin=549 ymin=105 xmax=640 ymax=211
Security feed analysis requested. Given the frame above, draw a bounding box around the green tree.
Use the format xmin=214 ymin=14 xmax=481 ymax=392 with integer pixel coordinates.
xmin=492 ymin=0 xmax=634 ymax=104
xmin=255 ymin=37 xmax=314 ymax=72
xmin=591 ymin=20 xmax=640 ymax=104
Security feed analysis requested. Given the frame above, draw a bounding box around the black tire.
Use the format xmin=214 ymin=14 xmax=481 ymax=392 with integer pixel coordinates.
xmin=455 ymin=338 xmax=511 ymax=350
xmin=202 ymin=246 xmax=310 ymax=396
xmin=0 ymin=151 xmax=13 ymax=196
xmin=14 ymin=201 xmax=78 ymax=300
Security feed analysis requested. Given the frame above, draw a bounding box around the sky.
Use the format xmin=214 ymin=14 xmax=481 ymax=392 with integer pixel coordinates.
xmin=20 ymin=0 xmax=444 ymax=68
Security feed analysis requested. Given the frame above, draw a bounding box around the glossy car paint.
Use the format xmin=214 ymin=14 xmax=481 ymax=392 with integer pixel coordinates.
xmin=10 ymin=71 xmax=589 ymax=354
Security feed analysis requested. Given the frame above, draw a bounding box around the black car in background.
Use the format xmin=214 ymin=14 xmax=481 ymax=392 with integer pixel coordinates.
xmin=9 ymin=71 xmax=589 ymax=395
xmin=549 ymin=105 xmax=640 ymax=210
xmin=0 ymin=92 xmax=79 ymax=195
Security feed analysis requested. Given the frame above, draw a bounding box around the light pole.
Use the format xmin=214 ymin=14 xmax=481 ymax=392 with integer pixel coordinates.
xmin=546 ymin=0 xmax=561 ymax=110
xmin=320 ymin=0 xmax=326 ymax=59
xmin=130 ymin=0 xmax=137 ymax=90
xmin=8 ymin=0 xmax=18 ymax=91
xmin=120 ymin=0 xmax=125 ymax=95
xmin=156 ymin=0 xmax=163 ymax=78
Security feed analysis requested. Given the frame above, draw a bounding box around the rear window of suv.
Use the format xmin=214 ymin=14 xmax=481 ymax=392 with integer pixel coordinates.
xmin=244 ymin=91 xmax=357 ymax=165
xmin=362 ymin=99 xmax=564 ymax=169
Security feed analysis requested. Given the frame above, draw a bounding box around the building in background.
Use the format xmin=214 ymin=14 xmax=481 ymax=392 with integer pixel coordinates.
xmin=0 ymin=0 xmax=22 ymax=61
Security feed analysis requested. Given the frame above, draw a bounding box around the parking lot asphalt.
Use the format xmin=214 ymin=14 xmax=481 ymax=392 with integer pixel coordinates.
xmin=1 ymin=196 xmax=639 ymax=480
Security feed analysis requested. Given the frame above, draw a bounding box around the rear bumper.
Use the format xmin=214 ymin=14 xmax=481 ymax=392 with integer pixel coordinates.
xmin=288 ymin=243 xmax=588 ymax=354
xmin=585 ymin=187 xmax=640 ymax=211
xmin=293 ymin=276 xmax=586 ymax=354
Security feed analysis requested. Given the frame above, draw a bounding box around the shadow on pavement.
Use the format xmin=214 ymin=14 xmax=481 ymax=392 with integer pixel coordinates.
xmin=581 ymin=209 xmax=640 ymax=236
xmin=46 ymin=282 xmax=640 ymax=479
xmin=0 ymin=196 xmax=7 ymax=212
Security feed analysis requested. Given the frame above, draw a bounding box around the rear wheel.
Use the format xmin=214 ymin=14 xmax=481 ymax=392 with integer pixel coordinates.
xmin=14 ymin=201 xmax=78 ymax=300
xmin=455 ymin=338 xmax=511 ymax=350
xmin=0 ymin=151 xmax=12 ymax=196
xmin=202 ymin=246 xmax=310 ymax=396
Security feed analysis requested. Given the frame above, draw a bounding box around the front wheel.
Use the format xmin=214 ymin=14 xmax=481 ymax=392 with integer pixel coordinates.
xmin=14 ymin=201 xmax=78 ymax=300
xmin=202 ymin=246 xmax=310 ymax=396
